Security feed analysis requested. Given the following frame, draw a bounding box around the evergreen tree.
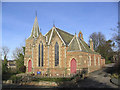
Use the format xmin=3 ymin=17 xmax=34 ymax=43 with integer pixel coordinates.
xmin=97 ymin=40 xmax=115 ymax=63
xmin=2 ymin=55 xmax=8 ymax=74
xmin=15 ymin=46 xmax=26 ymax=73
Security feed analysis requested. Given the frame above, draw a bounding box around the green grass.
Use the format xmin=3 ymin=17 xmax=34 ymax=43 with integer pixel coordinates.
xmin=105 ymin=60 xmax=112 ymax=64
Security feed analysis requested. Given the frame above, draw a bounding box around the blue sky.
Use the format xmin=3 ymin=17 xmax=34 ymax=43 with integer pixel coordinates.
xmin=2 ymin=2 xmax=118 ymax=60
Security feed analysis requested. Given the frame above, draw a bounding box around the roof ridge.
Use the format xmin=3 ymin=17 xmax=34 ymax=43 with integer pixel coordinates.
xmin=56 ymin=28 xmax=74 ymax=36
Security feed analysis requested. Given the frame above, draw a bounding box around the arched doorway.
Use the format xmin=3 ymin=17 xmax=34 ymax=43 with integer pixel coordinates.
xmin=70 ymin=58 xmax=76 ymax=74
xmin=28 ymin=60 xmax=32 ymax=72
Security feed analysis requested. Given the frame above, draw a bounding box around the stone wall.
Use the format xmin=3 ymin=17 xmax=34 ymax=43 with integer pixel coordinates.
xmin=24 ymin=38 xmax=34 ymax=72
xmin=3 ymin=80 xmax=58 ymax=87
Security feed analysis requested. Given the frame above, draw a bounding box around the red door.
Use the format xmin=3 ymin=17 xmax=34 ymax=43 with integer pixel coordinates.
xmin=28 ymin=60 xmax=32 ymax=72
xmin=71 ymin=58 xmax=76 ymax=74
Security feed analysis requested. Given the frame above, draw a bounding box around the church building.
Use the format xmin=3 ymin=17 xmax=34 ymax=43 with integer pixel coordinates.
xmin=24 ymin=16 xmax=105 ymax=76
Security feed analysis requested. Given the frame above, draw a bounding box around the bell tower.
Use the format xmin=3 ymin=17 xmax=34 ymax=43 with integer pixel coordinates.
xmin=78 ymin=31 xmax=83 ymax=40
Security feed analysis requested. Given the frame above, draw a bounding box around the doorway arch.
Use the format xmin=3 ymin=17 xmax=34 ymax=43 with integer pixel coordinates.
xmin=28 ymin=60 xmax=32 ymax=72
xmin=70 ymin=58 xmax=76 ymax=74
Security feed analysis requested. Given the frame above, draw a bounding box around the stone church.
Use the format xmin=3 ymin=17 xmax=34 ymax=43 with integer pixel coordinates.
xmin=24 ymin=16 xmax=105 ymax=76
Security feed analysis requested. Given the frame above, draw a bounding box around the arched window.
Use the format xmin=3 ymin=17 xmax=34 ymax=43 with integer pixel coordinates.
xmin=41 ymin=43 xmax=44 ymax=67
xmin=55 ymin=42 xmax=59 ymax=66
xmin=38 ymin=44 xmax=40 ymax=67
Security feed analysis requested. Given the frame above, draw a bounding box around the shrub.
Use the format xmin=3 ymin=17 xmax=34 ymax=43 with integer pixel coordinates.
xmin=19 ymin=65 xmax=26 ymax=73
xmin=105 ymin=60 xmax=112 ymax=64
xmin=10 ymin=75 xmax=22 ymax=83
xmin=81 ymin=68 xmax=88 ymax=75
xmin=32 ymin=77 xmax=71 ymax=82
xmin=111 ymin=73 xmax=120 ymax=79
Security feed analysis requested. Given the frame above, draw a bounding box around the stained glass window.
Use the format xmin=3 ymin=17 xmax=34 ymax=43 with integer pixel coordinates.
xmin=41 ymin=43 xmax=44 ymax=67
xmin=55 ymin=42 xmax=59 ymax=66
xmin=38 ymin=44 xmax=40 ymax=67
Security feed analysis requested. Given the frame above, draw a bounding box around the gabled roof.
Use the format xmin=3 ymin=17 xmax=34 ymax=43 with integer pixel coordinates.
xmin=68 ymin=35 xmax=99 ymax=54
xmin=45 ymin=27 xmax=74 ymax=45
xmin=67 ymin=35 xmax=80 ymax=51
xmin=56 ymin=28 xmax=74 ymax=45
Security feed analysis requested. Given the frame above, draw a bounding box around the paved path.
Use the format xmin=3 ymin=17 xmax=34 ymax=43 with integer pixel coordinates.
xmin=74 ymin=63 xmax=118 ymax=88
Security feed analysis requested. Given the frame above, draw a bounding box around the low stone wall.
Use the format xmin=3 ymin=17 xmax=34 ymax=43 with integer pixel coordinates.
xmin=3 ymin=80 xmax=58 ymax=87
xmin=3 ymin=80 xmax=13 ymax=84
xmin=21 ymin=81 xmax=58 ymax=86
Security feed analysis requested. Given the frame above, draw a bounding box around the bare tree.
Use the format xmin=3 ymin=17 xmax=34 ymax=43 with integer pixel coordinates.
xmin=89 ymin=32 xmax=98 ymax=50
xmin=98 ymin=32 xmax=106 ymax=45
xmin=2 ymin=46 xmax=9 ymax=59
xmin=89 ymin=32 xmax=106 ymax=51
xmin=12 ymin=46 xmax=24 ymax=60
xmin=111 ymin=27 xmax=120 ymax=51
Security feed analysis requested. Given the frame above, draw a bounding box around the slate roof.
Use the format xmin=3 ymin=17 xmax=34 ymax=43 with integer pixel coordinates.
xmin=56 ymin=28 xmax=74 ymax=45
xmin=45 ymin=27 xmax=74 ymax=45
xmin=67 ymin=35 xmax=100 ymax=54
xmin=67 ymin=36 xmax=80 ymax=51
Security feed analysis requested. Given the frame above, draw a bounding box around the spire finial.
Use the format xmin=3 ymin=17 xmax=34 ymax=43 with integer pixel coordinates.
xmin=53 ymin=20 xmax=55 ymax=27
xmin=35 ymin=10 xmax=37 ymax=17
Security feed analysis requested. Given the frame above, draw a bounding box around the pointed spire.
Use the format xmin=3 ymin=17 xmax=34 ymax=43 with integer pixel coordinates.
xmin=30 ymin=12 xmax=40 ymax=38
